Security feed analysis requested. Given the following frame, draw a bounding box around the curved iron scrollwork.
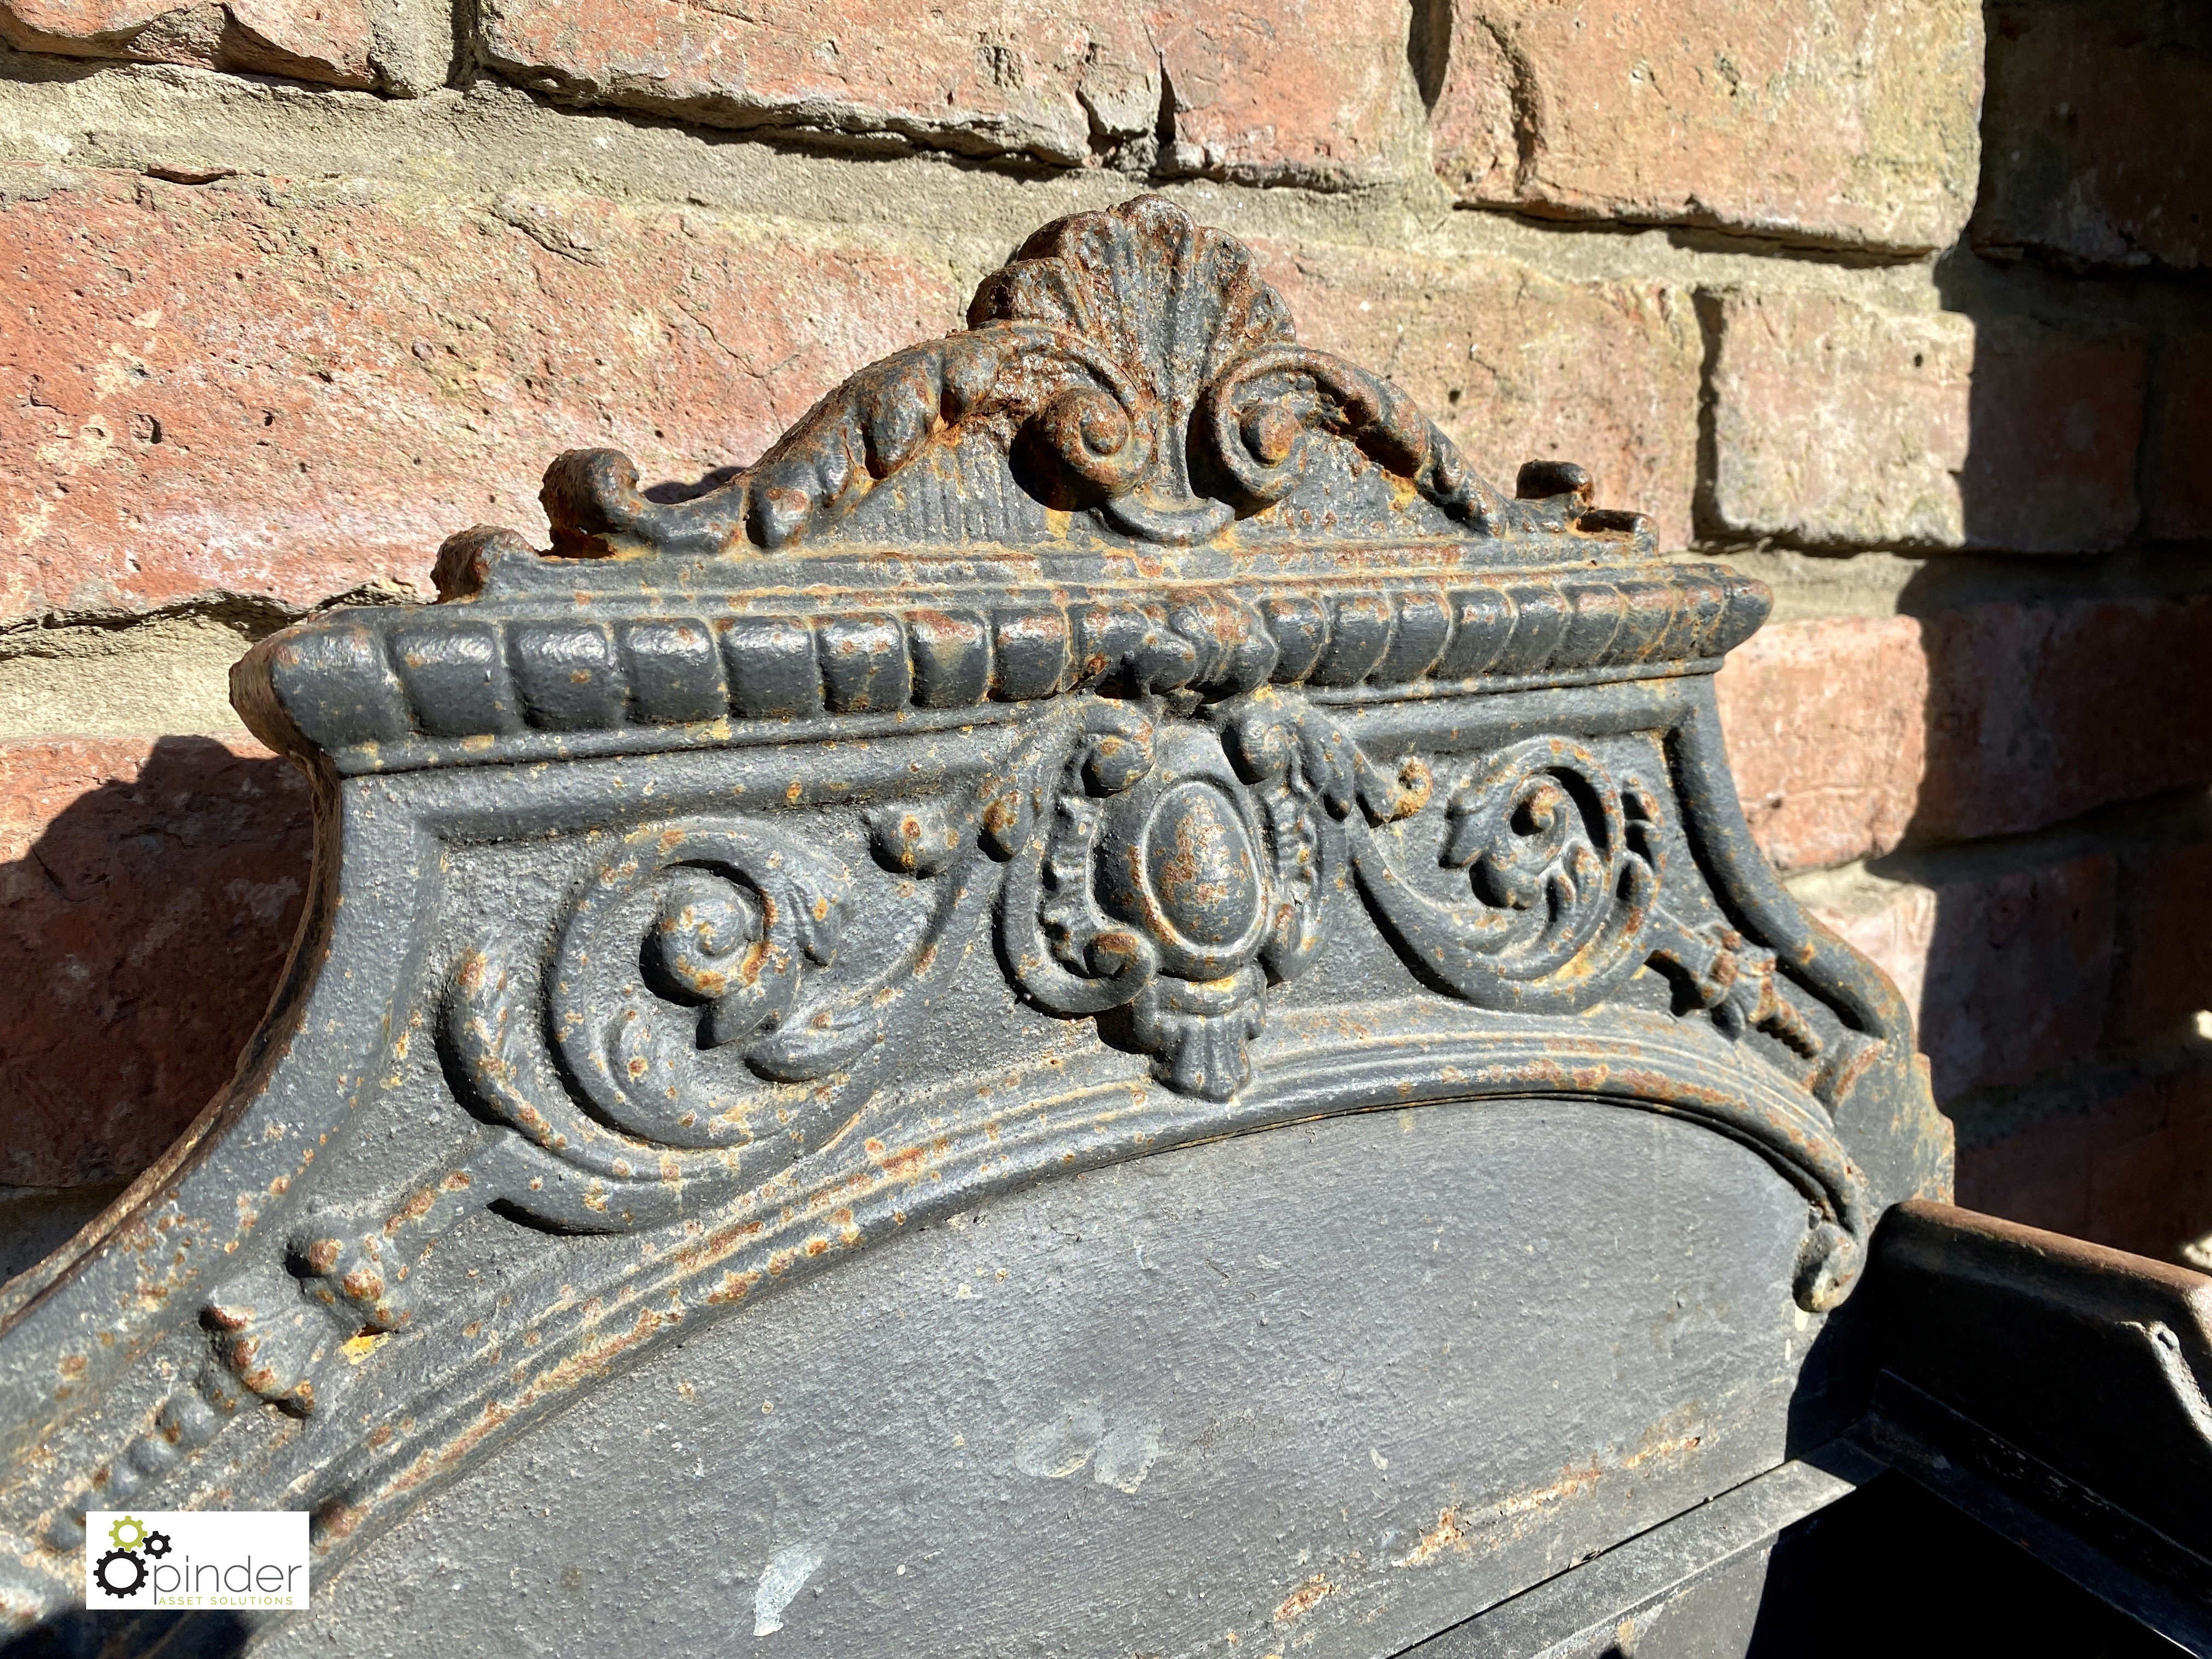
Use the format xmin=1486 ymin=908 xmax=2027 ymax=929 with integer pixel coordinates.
xmin=552 ymin=821 xmax=850 ymax=1144
xmin=421 ymin=693 xmax=1862 ymax=1312
xmin=541 ymin=195 xmax=1544 ymax=558
xmin=353 ymin=698 xmax=1876 ymax=1393
xmin=430 ymin=694 xmax=1864 ymax=1179
xmin=1198 ymin=342 xmax=1519 ymax=531
xmin=993 ymin=702 xmax=1674 ymax=1096
xmin=376 ymin=696 xmax=1874 ymax=1354
xmin=1436 ymin=740 xmax=1661 ymax=997
xmin=439 ymin=808 xmax=992 ymax=1233
xmin=1225 ymin=703 xmax=1665 ymax=1015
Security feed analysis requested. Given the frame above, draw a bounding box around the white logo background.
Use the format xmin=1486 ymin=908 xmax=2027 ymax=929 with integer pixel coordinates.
xmin=84 ymin=1510 xmax=310 ymax=1611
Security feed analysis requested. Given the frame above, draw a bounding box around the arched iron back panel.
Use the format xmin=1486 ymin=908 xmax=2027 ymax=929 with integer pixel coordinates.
xmin=0 ymin=196 xmax=1946 ymax=1650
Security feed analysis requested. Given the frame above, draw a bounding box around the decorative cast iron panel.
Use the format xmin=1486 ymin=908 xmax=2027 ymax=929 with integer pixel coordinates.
xmin=0 ymin=196 xmax=1946 ymax=1644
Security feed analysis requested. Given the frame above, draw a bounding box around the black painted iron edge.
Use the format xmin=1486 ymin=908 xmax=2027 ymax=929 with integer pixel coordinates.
xmin=1395 ymin=1444 xmax=1881 ymax=1658
xmin=467 ymin=535 xmax=1653 ymax=596
xmin=1857 ymin=1373 xmax=2212 ymax=1654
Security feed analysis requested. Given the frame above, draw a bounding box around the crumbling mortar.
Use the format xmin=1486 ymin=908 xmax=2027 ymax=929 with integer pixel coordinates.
xmin=1786 ymin=783 xmax=2212 ymax=896
xmin=0 ymin=585 xmax=421 ymax=740
xmin=1942 ymin=1034 xmax=2212 ymax=1159
xmin=1457 ymin=200 xmax=1949 ymax=269
xmin=0 ymin=580 xmax=416 ymax=661
xmin=0 ymin=595 xmax=299 ymax=657
xmin=1676 ymin=546 xmax=2212 ymax=626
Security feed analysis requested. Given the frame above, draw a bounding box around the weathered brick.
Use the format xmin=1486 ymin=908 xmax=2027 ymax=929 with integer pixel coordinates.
xmin=1718 ymin=597 xmax=2212 ymax=872
xmin=1705 ymin=292 xmax=2145 ymax=553
xmin=1973 ymin=0 xmax=2212 ymax=273
xmin=1705 ymin=291 xmax=1972 ymax=548
xmin=1713 ymin=615 xmax=1926 ymax=872
xmin=1151 ymin=3 xmax=1423 ymax=187
xmin=2110 ymin=834 xmax=2212 ymax=1046
xmin=1802 ymin=854 xmax=2115 ymax=1101
xmin=1430 ymin=0 xmax=1983 ymax=252
xmin=1954 ymin=1073 xmax=2162 ymax=1243
xmin=1914 ymin=596 xmax=2212 ymax=842
xmin=1252 ymin=240 xmax=1701 ymax=549
xmin=1954 ymin=1059 xmax=2212 ymax=1263
xmin=0 ymin=0 xmax=377 ymax=85
xmin=0 ymin=167 xmax=964 ymax=620
xmin=478 ymin=0 xmax=1148 ymax=166
xmin=476 ymin=0 xmax=1421 ymax=187
xmin=2147 ymin=332 xmax=2212 ymax=543
xmin=0 ymin=735 xmax=311 ymax=1186
xmin=1962 ymin=1059 xmax=2212 ymax=1266
xmin=2085 ymin=1064 xmax=2212 ymax=1263
xmin=1956 ymin=318 xmax=2148 ymax=554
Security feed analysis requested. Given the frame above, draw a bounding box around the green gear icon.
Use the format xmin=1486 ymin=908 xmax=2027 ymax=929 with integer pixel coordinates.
xmin=106 ymin=1515 xmax=146 ymax=1550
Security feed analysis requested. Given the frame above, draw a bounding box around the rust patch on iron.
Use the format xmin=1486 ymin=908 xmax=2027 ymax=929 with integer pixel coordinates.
xmin=1272 ymin=1573 xmax=1334 ymax=1624
xmin=1398 ymin=1506 xmax=1467 ymax=1567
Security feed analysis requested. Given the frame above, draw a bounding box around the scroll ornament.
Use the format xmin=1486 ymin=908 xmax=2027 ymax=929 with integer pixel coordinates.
xmin=539 ymin=194 xmax=1568 ymax=562
xmin=0 ymin=195 xmax=1932 ymax=1627
xmin=418 ymin=692 xmax=1871 ymax=1247
xmin=116 ymin=689 xmax=1872 ymax=1527
xmin=434 ymin=698 xmax=1858 ymax=1131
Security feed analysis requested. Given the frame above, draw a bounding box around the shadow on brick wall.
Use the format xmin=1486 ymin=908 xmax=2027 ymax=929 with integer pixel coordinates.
xmin=0 ymin=736 xmax=311 ymax=1192
xmin=1881 ymin=557 xmax=2212 ymax=1107
xmin=1882 ymin=103 xmax=2212 ymax=1259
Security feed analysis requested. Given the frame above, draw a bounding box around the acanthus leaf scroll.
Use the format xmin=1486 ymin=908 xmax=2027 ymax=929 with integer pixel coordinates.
xmin=1222 ymin=704 xmax=1666 ymax=1015
xmin=160 ymin=691 xmax=1881 ymax=1544
xmin=437 ymin=692 xmax=1872 ymax=1164
xmin=552 ymin=821 xmax=851 ymax=1145
xmin=440 ymin=811 xmax=983 ymax=1233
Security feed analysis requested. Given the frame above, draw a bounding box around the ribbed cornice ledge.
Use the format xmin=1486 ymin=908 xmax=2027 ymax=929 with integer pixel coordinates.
xmin=237 ymin=563 xmax=1769 ymax=774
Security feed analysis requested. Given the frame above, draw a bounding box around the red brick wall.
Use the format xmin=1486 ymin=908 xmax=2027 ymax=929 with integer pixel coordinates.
xmin=1 ymin=0 xmax=2207 ymax=1259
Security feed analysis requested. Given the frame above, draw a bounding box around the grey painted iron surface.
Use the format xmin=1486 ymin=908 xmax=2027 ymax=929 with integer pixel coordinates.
xmin=0 ymin=195 xmax=1948 ymax=1649
xmin=261 ymin=1102 xmax=1830 ymax=1656
xmin=1404 ymin=1451 xmax=1880 ymax=1659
